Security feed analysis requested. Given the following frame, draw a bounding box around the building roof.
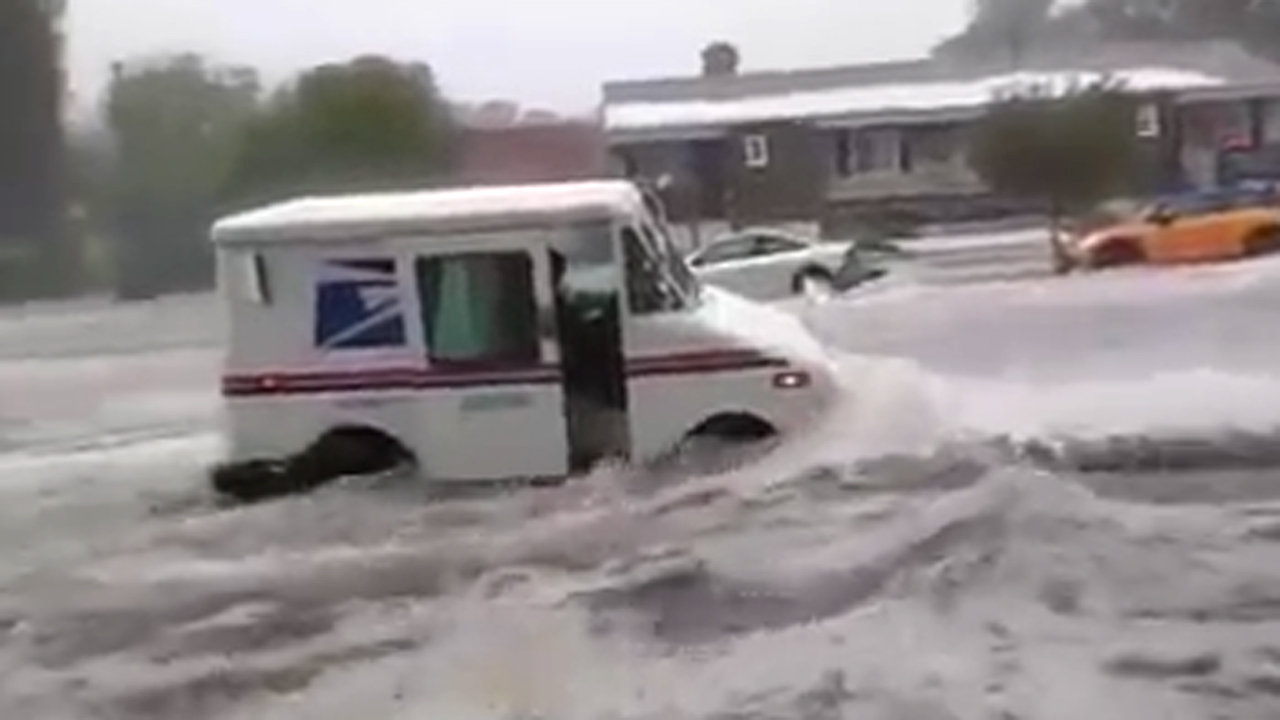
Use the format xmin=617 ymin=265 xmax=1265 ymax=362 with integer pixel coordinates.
xmin=212 ymin=180 xmax=641 ymax=244
xmin=602 ymin=40 xmax=1280 ymax=141
xmin=607 ymin=67 xmax=1221 ymax=136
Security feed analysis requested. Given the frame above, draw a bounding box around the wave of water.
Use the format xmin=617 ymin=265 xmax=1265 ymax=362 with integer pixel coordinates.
xmin=4 ymin=344 xmax=1280 ymax=719
xmin=8 ymin=259 xmax=1280 ymax=719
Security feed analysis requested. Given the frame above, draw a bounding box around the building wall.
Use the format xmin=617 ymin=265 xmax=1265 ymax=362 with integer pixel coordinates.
xmin=612 ymin=123 xmax=996 ymax=231
xmin=1174 ymin=97 xmax=1280 ymax=188
xmin=723 ymin=121 xmax=825 ymax=227
xmin=614 ymin=123 xmax=827 ymax=230
xmin=1216 ymin=99 xmax=1280 ymax=185
xmin=1132 ymin=94 xmax=1182 ymax=194
xmin=608 ymin=93 xmax=1280 ymax=234
xmin=826 ymin=122 xmax=985 ymax=202
xmin=454 ymin=121 xmax=607 ymax=186
xmin=611 ymin=137 xmax=746 ymax=228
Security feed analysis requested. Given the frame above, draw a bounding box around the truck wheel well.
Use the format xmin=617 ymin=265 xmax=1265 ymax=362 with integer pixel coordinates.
xmin=210 ymin=424 xmax=415 ymax=505
xmin=280 ymin=423 xmax=416 ymax=495
xmin=686 ymin=412 xmax=778 ymax=442
xmin=308 ymin=424 xmax=416 ymax=474
xmin=639 ymin=412 xmax=780 ymax=478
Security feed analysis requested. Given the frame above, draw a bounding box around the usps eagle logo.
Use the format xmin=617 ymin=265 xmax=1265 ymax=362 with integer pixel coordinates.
xmin=313 ymin=259 xmax=407 ymax=350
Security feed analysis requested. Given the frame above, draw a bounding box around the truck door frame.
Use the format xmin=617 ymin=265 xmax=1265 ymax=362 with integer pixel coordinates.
xmin=402 ymin=232 xmax=573 ymax=481
xmin=547 ymin=220 xmax=633 ymax=471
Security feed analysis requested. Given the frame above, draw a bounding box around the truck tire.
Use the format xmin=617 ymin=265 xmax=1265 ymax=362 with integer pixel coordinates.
xmin=212 ymin=426 xmax=413 ymax=504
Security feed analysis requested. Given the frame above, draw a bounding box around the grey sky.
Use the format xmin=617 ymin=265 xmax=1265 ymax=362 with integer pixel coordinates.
xmin=65 ymin=0 xmax=969 ymax=113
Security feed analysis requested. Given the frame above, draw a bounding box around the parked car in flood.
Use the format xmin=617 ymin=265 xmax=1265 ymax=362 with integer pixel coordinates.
xmin=687 ymin=227 xmax=900 ymax=301
xmin=1067 ymin=187 xmax=1280 ymax=270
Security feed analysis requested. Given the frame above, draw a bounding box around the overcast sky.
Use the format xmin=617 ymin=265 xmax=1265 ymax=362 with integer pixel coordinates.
xmin=65 ymin=0 xmax=970 ymax=113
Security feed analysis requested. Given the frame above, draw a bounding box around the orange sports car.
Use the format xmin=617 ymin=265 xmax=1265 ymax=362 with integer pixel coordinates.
xmin=1068 ymin=189 xmax=1280 ymax=270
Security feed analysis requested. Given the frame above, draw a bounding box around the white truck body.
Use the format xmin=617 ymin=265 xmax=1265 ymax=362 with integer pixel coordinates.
xmin=211 ymin=180 xmax=840 ymax=483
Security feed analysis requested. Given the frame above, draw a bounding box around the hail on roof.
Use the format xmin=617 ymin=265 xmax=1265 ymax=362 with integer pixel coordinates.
xmin=604 ymin=67 xmax=1224 ymax=131
xmin=212 ymin=180 xmax=643 ymax=244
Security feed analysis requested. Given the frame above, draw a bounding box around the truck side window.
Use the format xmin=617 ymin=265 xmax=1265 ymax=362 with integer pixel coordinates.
xmin=621 ymin=226 xmax=668 ymax=314
xmin=313 ymin=257 xmax=406 ymax=350
xmin=239 ymin=251 xmax=271 ymax=305
xmin=416 ymin=252 xmax=540 ymax=367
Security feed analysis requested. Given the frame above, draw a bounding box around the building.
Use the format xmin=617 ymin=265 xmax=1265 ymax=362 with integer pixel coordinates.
xmin=602 ymin=41 xmax=1280 ymax=235
xmin=454 ymin=119 xmax=607 ymax=186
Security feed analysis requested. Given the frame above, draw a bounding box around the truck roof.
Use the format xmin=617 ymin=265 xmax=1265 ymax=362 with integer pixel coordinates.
xmin=212 ymin=179 xmax=644 ymax=245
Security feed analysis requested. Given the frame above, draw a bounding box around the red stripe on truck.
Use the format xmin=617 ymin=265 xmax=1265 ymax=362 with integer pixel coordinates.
xmin=220 ymin=349 xmax=788 ymax=397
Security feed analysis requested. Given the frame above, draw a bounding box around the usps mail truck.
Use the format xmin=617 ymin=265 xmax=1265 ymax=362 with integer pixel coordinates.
xmin=209 ymin=180 xmax=840 ymax=502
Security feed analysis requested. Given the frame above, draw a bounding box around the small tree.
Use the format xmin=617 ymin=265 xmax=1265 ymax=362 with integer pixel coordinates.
xmin=967 ymin=79 xmax=1141 ymax=272
xmin=973 ymin=0 xmax=1052 ymax=66
xmin=0 ymin=0 xmax=72 ymax=300
xmin=102 ymin=53 xmax=260 ymax=297
xmin=228 ymin=55 xmax=456 ymax=203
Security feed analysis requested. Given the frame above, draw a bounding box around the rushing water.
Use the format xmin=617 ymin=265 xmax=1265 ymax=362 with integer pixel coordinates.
xmin=3 ymin=254 xmax=1280 ymax=719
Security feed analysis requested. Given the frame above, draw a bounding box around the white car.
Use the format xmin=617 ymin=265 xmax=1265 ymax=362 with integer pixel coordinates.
xmin=687 ymin=228 xmax=876 ymax=300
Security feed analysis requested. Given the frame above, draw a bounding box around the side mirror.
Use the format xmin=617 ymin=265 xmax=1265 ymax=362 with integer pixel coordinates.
xmin=1145 ymin=208 xmax=1176 ymax=226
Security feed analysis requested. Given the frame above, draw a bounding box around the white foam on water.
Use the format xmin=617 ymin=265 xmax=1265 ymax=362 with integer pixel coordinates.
xmin=826 ymin=351 xmax=1280 ymax=445
xmin=7 ymin=250 xmax=1280 ymax=718
xmin=800 ymin=251 xmax=1280 ymax=315
xmin=34 ymin=343 xmax=1270 ymax=720
xmin=214 ymin=467 xmax=1280 ymax=720
xmin=955 ymin=367 xmax=1280 ymax=440
xmin=0 ymin=433 xmax=219 ymax=477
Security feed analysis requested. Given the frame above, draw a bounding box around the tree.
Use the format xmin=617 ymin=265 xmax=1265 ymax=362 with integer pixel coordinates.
xmin=228 ymin=55 xmax=455 ymax=203
xmin=967 ymin=80 xmax=1141 ymax=271
xmin=66 ymin=121 xmax=116 ymax=291
xmin=936 ymin=0 xmax=1054 ymax=62
xmin=977 ymin=0 xmax=1053 ymax=65
xmin=0 ymin=0 xmax=71 ymax=300
xmin=472 ymin=99 xmax=520 ymax=127
xmin=1087 ymin=0 xmax=1264 ymax=38
xmin=701 ymin=42 xmax=740 ymax=77
xmin=938 ymin=0 xmax=1280 ymax=64
xmin=101 ymin=53 xmax=259 ymax=298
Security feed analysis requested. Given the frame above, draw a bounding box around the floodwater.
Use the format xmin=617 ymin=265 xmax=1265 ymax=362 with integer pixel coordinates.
xmin=3 ymin=246 xmax=1280 ymax=719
